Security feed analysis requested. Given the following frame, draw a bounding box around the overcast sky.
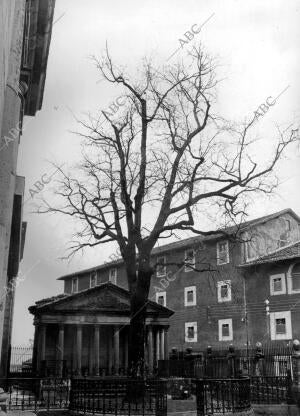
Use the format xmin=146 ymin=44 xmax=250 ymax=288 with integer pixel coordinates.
xmin=12 ymin=0 xmax=300 ymax=345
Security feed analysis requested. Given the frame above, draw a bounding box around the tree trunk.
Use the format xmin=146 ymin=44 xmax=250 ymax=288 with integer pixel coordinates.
xmin=128 ymin=268 xmax=152 ymax=378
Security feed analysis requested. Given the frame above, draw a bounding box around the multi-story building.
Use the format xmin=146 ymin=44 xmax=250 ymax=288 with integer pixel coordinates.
xmin=241 ymin=240 xmax=300 ymax=345
xmin=0 ymin=0 xmax=56 ymax=376
xmin=48 ymin=208 xmax=300 ymax=357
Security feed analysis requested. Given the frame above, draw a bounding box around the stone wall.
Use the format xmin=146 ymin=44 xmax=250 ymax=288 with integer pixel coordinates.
xmin=0 ymin=0 xmax=26 ymax=371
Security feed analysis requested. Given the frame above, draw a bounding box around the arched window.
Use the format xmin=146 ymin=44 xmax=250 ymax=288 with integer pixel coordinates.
xmin=287 ymin=262 xmax=300 ymax=294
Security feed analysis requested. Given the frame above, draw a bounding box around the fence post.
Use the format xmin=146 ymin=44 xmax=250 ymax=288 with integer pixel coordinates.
xmin=185 ymin=347 xmax=193 ymax=377
xmin=206 ymin=346 xmax=213 ymax=378
xmin=227 ymin=344 xmax=236 ymax=378
xmin=254 ymin=341 xmax=264 ymax=376
xmin=195 ymin=379 xmax=205 ymax=416
xmin=291 ymin=339 xmax=300 ymax=407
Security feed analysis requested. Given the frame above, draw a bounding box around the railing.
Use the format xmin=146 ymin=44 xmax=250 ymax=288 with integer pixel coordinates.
xmin=158 ymin=359 xmax=195 ymax=378
xmin=69 ymin=377 xmax=167 ymax=416
xmin=39 ymin=363 xmax=147 ymax=377
xmin=251 ymin=375 xmax=293 ymax=404
xmin=9 ymin=346 xmax=33 ymax=375
xmin=194 ymin=377 xmax=252 ymax=416
xmin=0 ymin=378 xmax=70 ymax=410
xmin=161 ymin=344 xmax=294 ymax=379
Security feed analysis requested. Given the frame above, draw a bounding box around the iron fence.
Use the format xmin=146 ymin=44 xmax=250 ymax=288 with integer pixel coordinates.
xmin=159 ymin=344 xmax=296 ymax=406
xmin=162 ymin=344 xmax=294 ymax=379
xmin=40 ymin=363 xmax=145 ymax=377
xmin=158 ymin=359 xmax=195 ymax=378
xmin=69 ymin=377 xmax=167 ymax=416
xmin=0 ymin=377 xmax=70 ymax=411
xmin=250 ymin=375 xmax=293 ymax=404
xmin=9 ymin=346 xmax=33 ymax=375
xmin=194 ymin=377 xmax=252 ymax=416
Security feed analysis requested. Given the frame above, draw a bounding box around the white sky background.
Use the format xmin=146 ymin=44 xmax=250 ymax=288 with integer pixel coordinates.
xmin=12 ymin=0 xmax=300 ymax=344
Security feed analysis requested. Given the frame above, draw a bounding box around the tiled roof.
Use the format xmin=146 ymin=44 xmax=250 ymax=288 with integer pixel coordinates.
xmin=239 ymin=241 xmax=300 ymax=267
xmin=57 ymin=208 xmax=300 ymax=280
xmin=35 ymin=293 xmax=68 ymax=306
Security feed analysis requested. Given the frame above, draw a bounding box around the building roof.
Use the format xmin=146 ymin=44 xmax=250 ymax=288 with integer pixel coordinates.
xmin=57 ymin=208 xmax=300 ymax=280
xmin=23 ymin=0 xmax=56 ymax=116
xmin=29 ymin=281 xmax=174 ymax=318
xmin=239 ymin=240 xmax=300 ymax=267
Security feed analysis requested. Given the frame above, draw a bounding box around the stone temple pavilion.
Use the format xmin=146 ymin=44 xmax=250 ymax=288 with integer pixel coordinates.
xmin=29 ymin=282 xmax=173 ymax=376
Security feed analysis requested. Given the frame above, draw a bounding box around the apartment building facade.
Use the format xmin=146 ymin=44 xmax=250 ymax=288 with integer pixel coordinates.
xmin=52 ymin=208 xmax=300 ymax=355
xmin=0 ymin=0 xmax=56 ymax=376
xmin=241 ymin=241 xmax=300 ymax=345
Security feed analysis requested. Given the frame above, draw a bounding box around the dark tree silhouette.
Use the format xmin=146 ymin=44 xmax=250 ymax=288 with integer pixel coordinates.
xmin=40 ymin=46 xmax=298 ymax=375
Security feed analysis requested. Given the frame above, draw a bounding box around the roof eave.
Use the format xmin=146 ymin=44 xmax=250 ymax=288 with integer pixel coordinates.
xmin=57 ymin=208 xmax=300 ymax=280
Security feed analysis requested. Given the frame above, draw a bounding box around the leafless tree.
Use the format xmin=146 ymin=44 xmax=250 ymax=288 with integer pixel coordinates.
xmin=40 ymin=45 xmax=298 ymax=374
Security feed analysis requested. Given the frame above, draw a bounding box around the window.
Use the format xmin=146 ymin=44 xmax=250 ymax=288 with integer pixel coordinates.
xmin=222 ymin=324 xmax=230 ymax=337
xmin=184 ymin=286 xmax=196 ymax=306
xmin=270 ymin=274 xmax=286 ymax=296
xmin=156 ymin=256 xmax=166 ymax=277
xmin=270 ymin=311 xmax=292 ymax=340
xmin=276 ymin=319 xmax=286 ymax=334
xmin=217 ymin=241 xmax=229 ymax=265
xmin=243 ymin=233 xmax=261 ymax=261
xmin=185 ymin=322 xmax=197 ymax=342
xmin=217 ymin=280 xmax=232 ymax=302
xmin=90 ymin=272 xmax=97 ymax=288
xmin=109 ymin=268 xmax=117 ymax=284
xmin=218 ymin=319 xmax=233 ymax=341
xmin=287 ymin=263 xmax=300 ymax=294
xmin=155 ymin=291 xmax=166 ymax=306
xmin=285 ymin=219 xmax=291 ymax=231
xmin=185 ymin=249 xmax=195 ymax=272
xmin=71 ymin=277 xmax=78 ymax=294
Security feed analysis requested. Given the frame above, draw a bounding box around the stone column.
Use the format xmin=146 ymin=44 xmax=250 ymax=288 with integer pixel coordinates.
xmin=38 ymin=325 xmax=46 ymax=375
xmin=159 ymin=328 xmax=165 ymax=360
xmin=88 ymin=327 xmax=93 ymax=376
xmin=94 ymin=325 xmax=100 ymax=376
xmin=76 ymin=325 xmax=82 ymax=375
xmin=32 ymin=324 xmax=39 ymax=374
xmin=40 ymin=325 xmax=46 ymax=361
xmin=108 ymin=328 xmax=113 ymax=375
xmin=156 ymin=328 xmax=160 ymax=363
xmin=124 ymin=330 xmax=129 ymax=372
xmin=164 ymin=328 xmax=169 ymax=360
xmin=114 ymin=326 xmax=120 ymax=375
xmin=58 ymin=324 xmax=64 ymax=376
xmin=148 ymin=326 xmax=153 ymax=374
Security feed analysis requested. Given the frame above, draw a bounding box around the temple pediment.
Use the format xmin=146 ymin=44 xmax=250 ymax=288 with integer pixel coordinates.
xmin=29 ymin=282 xmax=173 ymax=318
xmin=50 ymin=288 xmax=130 ymax=312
